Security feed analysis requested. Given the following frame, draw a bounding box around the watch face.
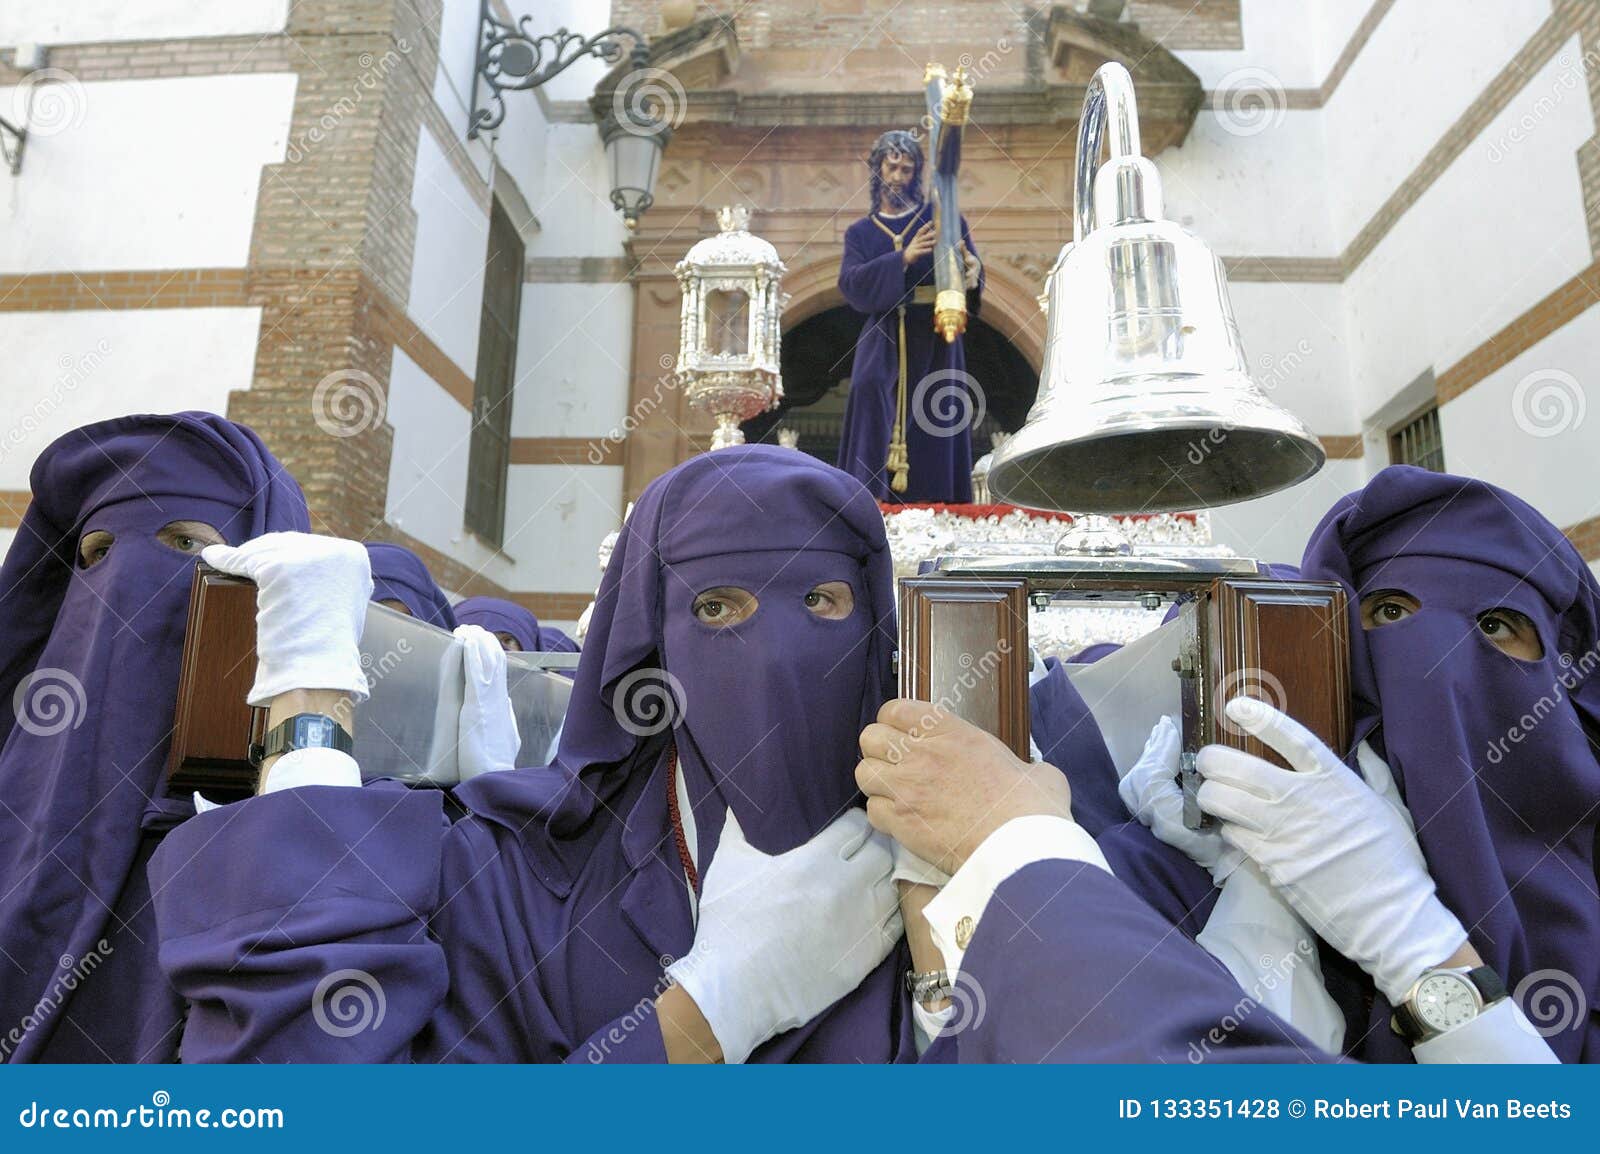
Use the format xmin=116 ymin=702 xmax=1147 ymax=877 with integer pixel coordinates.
xmin=300 ymin=716 xmax=334 ymax=746
xmin=1415 ymin=973 xmax=1479 ymax=1032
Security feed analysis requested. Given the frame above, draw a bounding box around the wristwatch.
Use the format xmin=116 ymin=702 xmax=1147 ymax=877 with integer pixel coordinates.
xmin=1390 ymin=964 xmax=1506 ymax=1044
xmin=904 ymin=969 xmax=953 ymax=1006
xmin=250 ymin=712 xmax=354 ymax=767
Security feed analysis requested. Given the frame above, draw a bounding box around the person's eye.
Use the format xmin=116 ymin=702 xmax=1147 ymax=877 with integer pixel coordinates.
xmin=1359 ymin=590 xmax=1420 ymax=630
xmin=1478 ymin=609 xmax=1543 ymax=660
xmin=157 ymin=521 xmax=223 ymax=556
xmin=78 ymin=531 xmax=114 ymax=569
xmin=803 ymin=582 xmax=855 ymax=620
xmin=692 ymin=587 xmax=756 ymax=626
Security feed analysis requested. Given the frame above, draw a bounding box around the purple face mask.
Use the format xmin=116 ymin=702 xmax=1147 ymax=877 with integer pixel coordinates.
xmin=1304 ymin=465 xmax=1600 ymax=1062
xmin=663 ymin=549 xmax=873 ymax=855
xmin=461 ymin=445 xmax=896 ymax=874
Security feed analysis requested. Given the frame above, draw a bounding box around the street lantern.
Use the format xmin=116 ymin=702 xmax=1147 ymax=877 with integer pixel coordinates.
xmin=467 ymin=5 xmax=669 ymax=229
xmin=674 ymin=206 xmax=788 ymax=449
xmin=599 ymin=106 xmax=670 ymax=231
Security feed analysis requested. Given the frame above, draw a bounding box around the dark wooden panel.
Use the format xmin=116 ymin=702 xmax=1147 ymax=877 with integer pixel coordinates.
xmin=1206 ymin=577 xmax=1351 ymax=767
xmin=898 ymin=577 xmax=1031 ymax=759
xmin=166 ymin=566 xmax=263 ymax=798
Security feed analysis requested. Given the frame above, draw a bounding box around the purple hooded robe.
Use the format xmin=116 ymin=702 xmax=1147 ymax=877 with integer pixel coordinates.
xmin=0 ymin=412 xmax=308 ymax=1062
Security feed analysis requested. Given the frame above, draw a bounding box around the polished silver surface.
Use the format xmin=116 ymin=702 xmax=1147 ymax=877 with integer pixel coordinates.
xmin=924 ymin=550 xmax=1260 ymax=580
xmin=988 ymin=61 xmax=1325 ymax=514
xmin=355 ymin=603 xmax=572 ymax=784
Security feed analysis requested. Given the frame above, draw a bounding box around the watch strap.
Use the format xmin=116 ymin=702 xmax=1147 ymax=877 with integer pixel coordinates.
xmin=904 ymin=968 xmax=952 ymax=1005
xmin=250 ymin=713 xmax=354 ymax=766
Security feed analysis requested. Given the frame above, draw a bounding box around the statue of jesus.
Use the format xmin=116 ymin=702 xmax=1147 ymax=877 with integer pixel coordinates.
xmin=835 ymin=129 xmax=983 ymax=503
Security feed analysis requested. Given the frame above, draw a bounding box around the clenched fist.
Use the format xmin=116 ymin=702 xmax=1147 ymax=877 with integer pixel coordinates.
xmin=855 ymin=699 xmax=1073 ymax=875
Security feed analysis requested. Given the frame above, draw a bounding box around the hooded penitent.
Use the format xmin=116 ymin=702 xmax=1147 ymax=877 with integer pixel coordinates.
xmin=0 ymin=412 xmax=307 ymax=1062
xmin=466 ymin=443 xmax=897 ymax=859
xmin=454 ymin=596 xmax=578 ymax=654
xmin=1302 ymin=465 xmax=1600 ymax=1062
xmin=366 ymin=542 xmax=457 ymax=630
xmin=454 ymin=445 xmax=911 ymax=1060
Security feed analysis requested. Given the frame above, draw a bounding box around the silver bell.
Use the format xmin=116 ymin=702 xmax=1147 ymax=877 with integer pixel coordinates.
xmin=989 ymin=63 xmax=1324 ymax=514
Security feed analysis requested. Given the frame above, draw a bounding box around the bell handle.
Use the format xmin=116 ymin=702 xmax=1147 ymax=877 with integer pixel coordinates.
xmin=1074 ymin=62 xmax=1142 ymax=245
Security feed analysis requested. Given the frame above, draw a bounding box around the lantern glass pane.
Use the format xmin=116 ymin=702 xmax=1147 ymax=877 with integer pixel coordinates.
xmin=705 ymin=288 xmax=749 ymax=356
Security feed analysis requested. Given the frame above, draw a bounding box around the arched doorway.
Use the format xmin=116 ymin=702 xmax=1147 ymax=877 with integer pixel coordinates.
xmin=742 ymin=305 xmax=1041 ymax=468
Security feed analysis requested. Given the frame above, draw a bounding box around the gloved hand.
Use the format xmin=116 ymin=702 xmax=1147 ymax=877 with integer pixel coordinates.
xmin=201 ymin=533 xmax=372 ymax=706
xmin=666 ymin=808 xmax=903 ymax=1064
xmin=1197 ymin=697 xmax=1468 ymax=1004
xmin=454 ymin=624 xmax=521 ymax=779
xmin=1118 ymin=715 xmax=1243 ymax=885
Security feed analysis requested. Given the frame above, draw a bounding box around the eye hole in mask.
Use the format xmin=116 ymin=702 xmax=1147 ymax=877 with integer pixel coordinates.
xmin=691 ymin=581 xmax=855 ymax=629
xmin=1475 ymin=606 xmax=1543 ymax=661
xmin=1360 ymin=589 xmax=1420 ymax=630
xmin=1359 ymin=588 xmax=1544 ymax=660
xmin=77 ymin=519 xmax=225 ymax=570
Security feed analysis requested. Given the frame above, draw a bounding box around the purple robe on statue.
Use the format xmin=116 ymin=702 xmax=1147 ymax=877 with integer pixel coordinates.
xmin=836 ymin=201 xmax=982 ymax=503
xmin=0 ymin=413 xmax=308 ymax=1063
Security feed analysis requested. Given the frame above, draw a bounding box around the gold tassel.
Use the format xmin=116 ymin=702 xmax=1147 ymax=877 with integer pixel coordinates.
xmin=887 ymin=302 xmax=910 ymax=493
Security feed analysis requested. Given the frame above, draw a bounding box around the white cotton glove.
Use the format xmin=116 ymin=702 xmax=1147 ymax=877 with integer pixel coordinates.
xmin=1196 ymin=697 xmax=1469 ymax=1004
xmin=201 ymin=533 xmax=373 ymax=706
xmin=1118 ymin=715 xmax=1243 ymax=885
xmin=665 ymin=808 xmax=904 ymax=1064
xmin=890 ymin=841 xmax=951 ymax=888
xmin=454 ymin=624 xmax=521 ymax=779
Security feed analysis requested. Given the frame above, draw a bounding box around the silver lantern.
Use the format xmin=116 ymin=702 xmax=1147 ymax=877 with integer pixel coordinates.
xmin=988 ymin=62 xmax=1324 ymax=514
xmin=674 ymin=205 xmax=789 ymax=449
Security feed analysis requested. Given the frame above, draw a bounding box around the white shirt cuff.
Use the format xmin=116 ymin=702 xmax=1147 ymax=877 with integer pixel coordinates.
xmin=911 ymin=1000 xmax=953 ymax=1056
xmin=192 ymin=747 xmax=361 ymax=813
xmin=260 ymin=747 xmax=362 ymax=794
xmin=1411 ymin=998 xmax=1560 ymax=1064
xmin=922 ymin=815 xmax=1110 ymax=977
